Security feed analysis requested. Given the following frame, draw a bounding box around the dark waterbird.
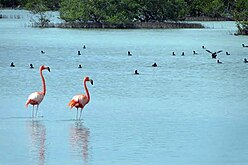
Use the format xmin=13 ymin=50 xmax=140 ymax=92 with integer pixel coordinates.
xmin=172 ymin=52 xmax=175 ymax=56
xmin=181 ymin=52 xmax=185 ymax=56
xmin=128 ymin=51 xmax=132 ymax=56
xmin=10 ymin=62 xmax=15 ymax=67
xmin=152 ymin=62 xmax=157 ymax=67
xmin=193 ymin=51 xmax=198 ymax=55
xmin=41 ymin=50 xmax=45 ymax=54
xmin=226 ymin=52 xmax=230 ymax=55
xmin=134 ymin=70 xmax=139 ymax=75
xmin=83 ymin=45 xmax=86 ymax=49
xmin=78 ymin=64 xmax=82 ymax=68
xmin=202 ymin=46 xmax=206 ymax=49
xmin=78 ymin=51 xmax=81 ymax=55
xmin=30 ymin=64 xmax=34 ymax=69
xmin=217 ymin=60 xmax=222 ymax=64
xmin=244 ymin=58 xmax=248 ymax=63
xmin=242 ymin=44 xmax=248 ymax=48
xmin=206 ymin=50 xmax=223 ymax=59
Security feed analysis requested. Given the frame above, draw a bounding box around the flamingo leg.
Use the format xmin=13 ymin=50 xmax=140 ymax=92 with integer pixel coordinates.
xmin=79 ymin=109 xmax=83 ymax=120
xmin=76 ymin=108 xmax=78 ymax=120
xmin=35 ymin=105 xmax=39 ymax=117
xmin=32 ymin=105 xmax=34 ymax=118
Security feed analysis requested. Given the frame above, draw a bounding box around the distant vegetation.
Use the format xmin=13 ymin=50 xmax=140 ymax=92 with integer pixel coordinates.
xmin=0 ymin=0 xmax=247 ymax=34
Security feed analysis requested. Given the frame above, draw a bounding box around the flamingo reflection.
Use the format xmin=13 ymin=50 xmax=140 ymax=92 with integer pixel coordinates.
xmin=70 ymin=121 xmax=90 ymax=164
xmin=27 ymin=121 xmax=46 ymax=165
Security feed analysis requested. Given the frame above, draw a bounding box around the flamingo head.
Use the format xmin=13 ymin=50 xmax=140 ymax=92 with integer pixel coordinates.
xmin=40 ymin=65 xmax=50 ymax=72
xmin=84 ymin=76 xmax=93 ymax=85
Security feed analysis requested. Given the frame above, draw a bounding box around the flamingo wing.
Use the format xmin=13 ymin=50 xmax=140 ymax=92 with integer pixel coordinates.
xmin=25 ymin=92 xmax=44 ymax=107
xmin=68 ymin=94 xmax=88 ymax=109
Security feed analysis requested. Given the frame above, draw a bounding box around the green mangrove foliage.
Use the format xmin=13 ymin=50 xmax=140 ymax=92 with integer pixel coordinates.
xmin=59 ymin=0 xmax=188 ymax=23
xmin=0 ymin=0 xmax=248 ymax=34
xmin=234 ymin=0 xmax=248 ymax=35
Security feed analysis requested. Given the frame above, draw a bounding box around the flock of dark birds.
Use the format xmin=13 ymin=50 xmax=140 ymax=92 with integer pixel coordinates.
xmin=132 ymin=43 xmax=248 ymax=75
xmin=9 ymin=44 xmax=248 ymax=75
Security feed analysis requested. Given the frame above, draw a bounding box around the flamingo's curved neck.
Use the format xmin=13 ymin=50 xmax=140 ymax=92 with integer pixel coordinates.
xmin=40 ymin=68 xmax=46 ymax=95
xmin=84 ymin=79 xmax=90 ymax=103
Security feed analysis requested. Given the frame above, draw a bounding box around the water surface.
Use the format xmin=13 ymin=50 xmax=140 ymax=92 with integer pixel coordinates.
xmin=1 ymin=10 xmax=248 ymax=165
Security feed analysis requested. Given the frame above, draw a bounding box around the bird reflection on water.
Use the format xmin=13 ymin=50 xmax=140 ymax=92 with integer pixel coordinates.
xmin=70 ymin=121 xmax=90 ymax=164
xmin=27 ymin=120 xmax=46 ymax=165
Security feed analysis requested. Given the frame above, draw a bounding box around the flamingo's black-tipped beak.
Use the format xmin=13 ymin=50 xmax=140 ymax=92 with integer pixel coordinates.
xmin=90 ymin=79 xmax=93 ymax=85
xmin=47 ymin=67 xmax=50 ymax=72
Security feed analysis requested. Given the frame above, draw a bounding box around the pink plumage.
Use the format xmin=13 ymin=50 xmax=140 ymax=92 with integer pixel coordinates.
xmin=68 ymin=76 xmax=93 ymax=120
xmin=25 ymin=65 xmax=50 ymax=117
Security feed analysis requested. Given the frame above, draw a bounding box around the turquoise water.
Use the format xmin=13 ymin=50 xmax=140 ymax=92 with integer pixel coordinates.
xmin=1 ymin=10 xmax=248 ymax=165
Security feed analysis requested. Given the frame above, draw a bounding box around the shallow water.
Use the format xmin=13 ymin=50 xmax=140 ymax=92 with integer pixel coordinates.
xmin=1 ymin=10 xmax=248 ymax=165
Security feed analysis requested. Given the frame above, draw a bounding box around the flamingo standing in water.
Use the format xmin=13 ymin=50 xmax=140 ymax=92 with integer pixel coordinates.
xmin=68 ymin=76 xmax=93 ymax=120
xmin=25 ymin=65 xmax=50 ymax=117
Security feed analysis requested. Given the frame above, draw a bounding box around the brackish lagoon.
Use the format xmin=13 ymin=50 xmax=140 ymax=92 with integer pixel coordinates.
xmin=0 ymin=10 xmax=248 ymax=165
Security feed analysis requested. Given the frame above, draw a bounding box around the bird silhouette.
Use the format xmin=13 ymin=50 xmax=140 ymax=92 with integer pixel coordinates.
xmin=10 ymin=62 xmax=15 ymax=67
xmin=206 ymin=50 xmax=223 ymax=59
xmin=134 ymin=70 xmax=139 ymax=75
xmin=244 ymin=58 xmax=248 ymax=63
xmin=30 ymin=64 xmax=34 ymax=69
xmin=217 ymin=60 xmax=222 ymax=64
xmin=152 ymin=62 xmax=157 ymax=67
xmin=242 ymin=44 xmax=248 ymax=48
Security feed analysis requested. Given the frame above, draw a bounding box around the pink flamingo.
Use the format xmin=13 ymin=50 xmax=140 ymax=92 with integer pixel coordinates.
xmin=68 ymin=76 xmax=93 ymax=120
xmin=25 ymin=65 xmax=50 ymax=117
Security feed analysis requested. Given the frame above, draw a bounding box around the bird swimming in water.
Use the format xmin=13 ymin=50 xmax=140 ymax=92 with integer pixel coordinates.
xmin=134 ymin=70 xmax=139 ymax=75
xmin=78 ymin=51 xmax=81 ymax=55
xmin=206 ymin=50 xmax=223 ymax=59
xmin=172 ymin=52 xmax=175 ymax=56
xmin=226 ymin=52 xmax=230 ymax=55
xmin=30 ymin=64 xmax=34 ymax=69
xmin=83 ymin=45 xmax=86 ymax=49
xmin=202 ymin=46 xmax=206 ymax=49
xmin=41 ymin=50 xmax=45 ymax=54
xmin=128 ymin=51 xmax=132 ymax=56
xmin=193 ymin=51 xmax=198 ymax=55
xmin=217 ymin=60 xmax=222 ymax=64
xmin=242 ymin=44 xmax=248 ymax=48
xmin=181 ymin=52 xmax=185 ymax=56
xmin=152 ymin=62 xmax=157 ymax=67
xmin=10 ymin=62 xmax=15 ymax=67
xmin=244 ymin=58 xmax=248 ymax=63
xmin=78 ymin=65 xmax=82 ymax=68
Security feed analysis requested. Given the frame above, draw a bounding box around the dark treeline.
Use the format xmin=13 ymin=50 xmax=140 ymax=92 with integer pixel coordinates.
xmin=0 ymin=0 xmax=246 ymax=21
xmin=0 ymin=0 xmax=248 ymax=34
xmin=0 ymin=0 xmax=59 ymax=10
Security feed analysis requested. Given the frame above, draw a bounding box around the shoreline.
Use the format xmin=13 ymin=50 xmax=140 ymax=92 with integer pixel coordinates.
xmin=31 ymin=21 xmax=205 ymax=29
xmin=0 ymin=9 xmax=235 ymax=29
